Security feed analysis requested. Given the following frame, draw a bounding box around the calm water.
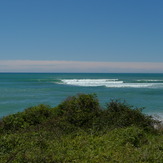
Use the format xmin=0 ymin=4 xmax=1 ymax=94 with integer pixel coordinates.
xmin=0 ymin=73 xmax=163 ymax=119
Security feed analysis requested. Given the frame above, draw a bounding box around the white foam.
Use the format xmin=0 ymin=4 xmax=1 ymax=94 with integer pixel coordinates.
xmin=60 ymin=79 xmax=163 ymax=88
xmin=136 ymin=80 xmax=163 ymax=82
xmin=152 ymin=113 xmax=163 ymax=120
xmin=105 ymin=83 xmax=163 ymax=88
xmin=61 ymin=79 xmax=123 ymax=87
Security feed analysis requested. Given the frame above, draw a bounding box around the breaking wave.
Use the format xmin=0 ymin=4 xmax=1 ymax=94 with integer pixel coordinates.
xmin=136 ymin=79 xmax=163 ymax=82
xmin=59 ymin=79 xmax=163 ymax=88
xmin=61 ymin=79 xmax=122 ymax=87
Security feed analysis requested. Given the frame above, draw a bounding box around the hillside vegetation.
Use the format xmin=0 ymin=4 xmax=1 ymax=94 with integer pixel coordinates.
xmin=0 ymin=94 xmax=163 ymax=163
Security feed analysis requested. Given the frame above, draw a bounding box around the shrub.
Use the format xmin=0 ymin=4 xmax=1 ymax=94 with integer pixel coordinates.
xmin=0 ymin=112 xmax=29 ymax=132
xmin=23 ymin=104 xmax=52 ymax=125
xmin=100 ymin=100 xmax=158 ymax=131
xmin=110 ymin=126 xmax=148 ymax=147
xmin=0 ymin=94 xmax=162 ymax=162
xmin=57 ymin=94 xmax=100 ymax=128
xmin=0 ymin=104 xmax=52 ymax=132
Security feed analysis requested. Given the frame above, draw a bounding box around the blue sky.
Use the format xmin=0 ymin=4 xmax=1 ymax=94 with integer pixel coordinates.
xmin=0 ymin=0 xmax=163 ymax=72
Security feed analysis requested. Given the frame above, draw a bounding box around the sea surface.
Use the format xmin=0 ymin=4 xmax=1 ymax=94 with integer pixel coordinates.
xmin=0 ymin=73 xmax=163 ymax=120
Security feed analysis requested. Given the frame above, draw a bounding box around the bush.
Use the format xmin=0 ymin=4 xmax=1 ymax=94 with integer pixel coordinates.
xmin=56 ymin=94 xmax=100 ymax=128
xmin=0 ymin=94 xmax=159 ymax=135
xmin=0 ymin=94 xmax=162 ymax=162
xmin=96 ymin=100 xmax=158 ymax=132
xmin=23 ymin=104 xmax=52 ymax=125
xmin=0 ymin=104 xmax=52 ymax=132
xmin=110 ymin=126 xmax=148 ymax=147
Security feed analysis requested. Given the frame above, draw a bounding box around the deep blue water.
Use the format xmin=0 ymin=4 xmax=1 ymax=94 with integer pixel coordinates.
xmin=0 ymin=73 xmax=163 ymax=119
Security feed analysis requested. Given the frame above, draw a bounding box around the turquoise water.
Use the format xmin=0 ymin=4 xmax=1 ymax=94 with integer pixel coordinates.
xmin=0 ymin=73 xmax=163 ymax=119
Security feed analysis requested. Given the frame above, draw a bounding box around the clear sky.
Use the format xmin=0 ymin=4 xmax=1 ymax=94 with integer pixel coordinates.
xmin=0 ymin=0 xmax=163 ymax=72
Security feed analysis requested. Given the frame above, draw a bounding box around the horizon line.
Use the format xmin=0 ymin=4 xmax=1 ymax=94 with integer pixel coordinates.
xmin=0 ymin=60 xmax=163 ymax=73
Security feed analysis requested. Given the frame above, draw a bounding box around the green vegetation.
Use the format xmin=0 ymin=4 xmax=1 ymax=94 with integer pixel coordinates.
xmin=0 ymin=94 xmax=163 ymax=162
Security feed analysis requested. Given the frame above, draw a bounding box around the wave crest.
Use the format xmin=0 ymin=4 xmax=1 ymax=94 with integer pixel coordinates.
xmin=59 ymin=79 xmax=163 ymax=88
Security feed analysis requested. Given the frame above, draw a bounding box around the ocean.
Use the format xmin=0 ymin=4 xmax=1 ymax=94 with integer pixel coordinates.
xmin=0 ymin=73 xmax=163 ymax=120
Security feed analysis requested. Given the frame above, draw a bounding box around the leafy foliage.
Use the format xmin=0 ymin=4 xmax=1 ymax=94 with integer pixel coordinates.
xmin=0 ymin=104 xmax=52 ymax=132
xmin=99 ymin=100 xmax=157 ymax=131
xmin=56 ymin=94 xmax=100 ymax=128
xmin=0 ymin=94 xmax=162 ymax=162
